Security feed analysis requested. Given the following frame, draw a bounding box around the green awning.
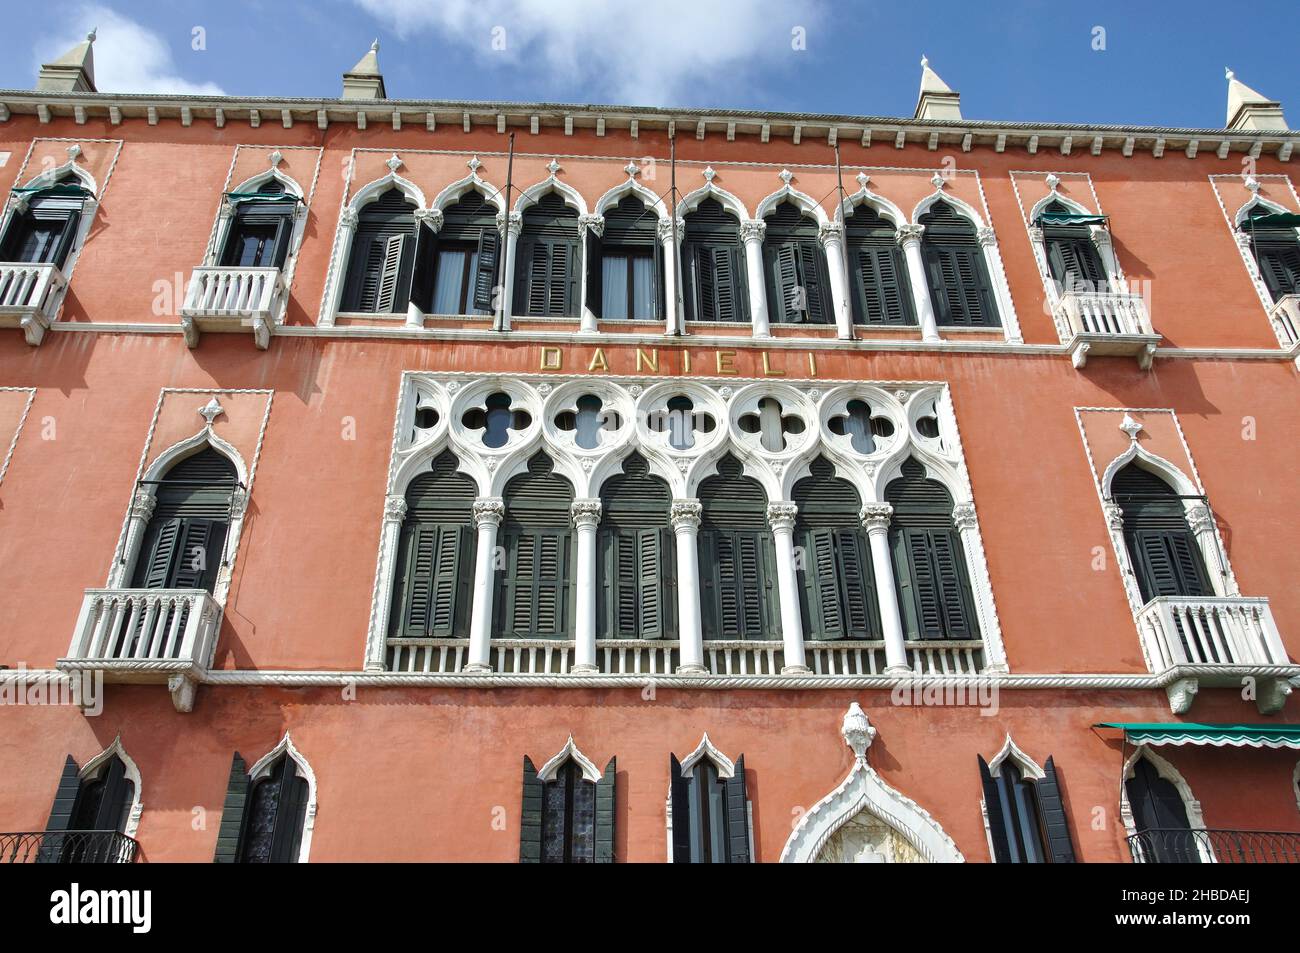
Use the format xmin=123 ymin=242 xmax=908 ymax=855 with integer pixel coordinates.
xmin=1035 ymin=212 xmax=1108 ymax=226
xmin=224 ymin=191 xmax=299 ymax=203
xmin=1097 ymin=723 xmax=1300 ymax=749
xmin=1246 ymin=213 xmax=1300 ymax=227
xmin=12 ymin=184 xmax=93 ymax=198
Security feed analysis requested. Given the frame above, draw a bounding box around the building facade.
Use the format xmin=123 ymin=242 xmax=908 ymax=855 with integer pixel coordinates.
xmin=2 ymin=36 xmax=1300 ymax=863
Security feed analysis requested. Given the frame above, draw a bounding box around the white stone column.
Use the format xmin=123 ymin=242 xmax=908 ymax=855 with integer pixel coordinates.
xmin=740 ymin=219 xmax=770 ymax=337
xmin=321 ymin=207 xmax=359 ymax=327
xmin=767 ymin=502 xmax=808 ymax=674
xmin=977 ymin=226 xmax=1023 ymax=344
xmin=671 ymin=500 xmax=705 ymax=674
xmin=861 ymin=503 xmax=909 ymax=675
xmin=818 ymin=221 xmax=854 ymax=340
xmin=897 ymin=224 xmax=940 ymax=342
xmin=499 ymin=212 xmax=521 ymax=331
xmin=465 ymin=497 xmax=504 ymax=673
xmin=658 ymin=216 xmax=684 ymax=335
xmin=571 ymin=499 xmax=602 ymax=673
xmin=578 ymin=214 xmax=604 ymax=332
xmin=114 ymin=491 xmax=156 ymax=587
xmin=1186 ymin=503 xmax=1236 ymax=597
xmin=953 ymin=502 xmax=1007 ymax=673
xmin=364 ymin=495 xmax=407 ymax=671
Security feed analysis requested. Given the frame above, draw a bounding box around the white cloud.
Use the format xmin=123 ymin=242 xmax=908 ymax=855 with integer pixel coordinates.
xmin=39 ymin=4 xmax=225 ymax=96
xmin=353 ymin=0 xmax=825 ymax=105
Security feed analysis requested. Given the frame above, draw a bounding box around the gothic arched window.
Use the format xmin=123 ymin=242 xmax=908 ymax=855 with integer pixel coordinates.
xmin=597 ymin=453 xmax=675 ymax=639
xmin=515 ymin=192 xmax=580 ymax=317
xmin=919 ymin=200 xmax=998 ymax=327
xmin=845 ymin=203 xmax=913 ymax=325
xmin=762 ymin=201 xmax=831 ymax=324
xmin=220 ymin=179 xmax=295 ymax=269
xmin=494 ymin=453 xmax=576 ymax=638
xmin=697 ymin=455 xmax=779 ymax=640
xmin=1112 ymin=463 xmax=1213 ymax=602
xmin=682 ymin=197 xmax=748 ymax=323
xmin=342 ymin=187 xmax=418 ymax=313
xmin=591 ymin=195 xmax=662 ymax=320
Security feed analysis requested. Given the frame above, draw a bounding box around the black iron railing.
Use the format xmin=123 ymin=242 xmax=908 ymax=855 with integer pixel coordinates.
xmin=0 ymin=830 xmax=138 ymax=864
xmin=1128 ymin=828 xmax=1300 ymax=863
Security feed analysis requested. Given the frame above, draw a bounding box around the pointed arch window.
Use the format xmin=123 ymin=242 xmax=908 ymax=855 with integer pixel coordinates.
xmin=884 ymin=458 xmax=979 ymax=640
xmin=1112 ymin=463 xmax=1213 ymax=602
xmin=669 ymin=747 xmax=750 ymax=863
xmin=682 ymin=197 xmax=748 ymax=323
xmin=919 ymin=200 xmax=999 ymax=327
xmin=41 ymin=751 xmax=139 ymax=863
xmin=597 ymin=453 xmax=676 ymax=639
xmin=213 ymin=744 xmax=313 ymax=864
xmin=978 ymin=752 xmax=1075 ymax=863
xmin=342 ymin=187 xmax=418 ymax=313
xmin=591 ymin=195 xmax=662 ymax=320
xmin=1242 ymin=204 xmax=1300 ymax=302
xmin=134 ymin=446 xmax=237 ymax=594
xmin=0 ymin=173 xmax=86 ymax=268
xmin=762 ymin=201 xmax=831 ymax=324
xmin=1039 ymin=200 xmax=1107 ymax=293
xmin=495 ymin=452 xmax=576 ymax=638
xmin=422 ymin=190 xmax=498 ymax=316
xmin=793 ymin=457 xmax=880 ymax=640
xmin=1125 ymin=755 xmax=1199 ymax=863
xmin=388 ymin=450 xmax=477 ymax=650
xmin=520 ymin=750 xmax=615 ymax=864
xmin=220 ymin=179 xmax=294 ymax=269
xmin=845 ymin=204 xmax=914 ymax=325
xmin=697 ymin=455 xmax=779 ymax=640
xmin=515 ymin=192 xmax=581 ymax=317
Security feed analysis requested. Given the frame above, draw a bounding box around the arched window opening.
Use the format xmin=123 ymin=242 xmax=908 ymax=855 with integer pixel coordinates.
xmin=597 ymin=453 xmax=675 ymax=639
xmin=0 ymin=173 xmax=87 ymax=269
xmin=884 ymin=458 xmax=979 ymax=640
xmin=388 ymin=450 xmax=477 ymax=651
xmin=220 ymin=179 xmax=295 ymax=269
xmin=845 ymin=203 xmax=914 ymax=325
xmin=1125 ymin=755 xmax=1199 ymax=863
xmin=698 ymin=455 xmax=778 ymax=640
xmin=919 ymin=200 xmax=999 ymax=328
xmin=682 ymin=197 xmax=748 ymax=323
xmin=1243 ymin=204 xmax=1300 ymax=302
xmin=793 ymin=457 xmax=880 ymax=640
xmin=134 ymin=446 xmax=237 ymax=594
xmin=1039 ymin=200 xmax=1107 ymax=293
xmin=591 ymin=195 xmax=662 ymax=320
xmin=763 ymin=201 xmax=831 ymax=324
xmin=342 ymin=187 xmax=418 ymax=313
xmin=515 ymin=192 xmax=580 ymax=317
xmin=670 ymin=751 xmax=749 ymax=863
xmin=1112 ymin=463 xmax=1213 ymax=602
xmin=422 ymin=190 xmax=497 ymax=316
xmin=520 ymin=750 xmax=614 ymax=863
xmin=495 ymin=453 xmax=576 ymax=638
xmin=237 ymin=754 xmax=310 ymax=864
xmin=40 ymin=752 xmax=139 ymax=864
xmin=978 ymin=744 xmax=1075 ymax=864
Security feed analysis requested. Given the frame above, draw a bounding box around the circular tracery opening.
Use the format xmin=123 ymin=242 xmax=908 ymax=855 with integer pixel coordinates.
xmin=462 ymin=391 xmax=532 ymax=449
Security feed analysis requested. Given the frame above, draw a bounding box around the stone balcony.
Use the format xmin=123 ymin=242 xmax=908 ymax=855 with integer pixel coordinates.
xmin=179 ymin=265 xmax=285 ymax=349
xmin=1053 ymin=289 xmax=1161 ymax=369
xmin=0 ymin=261 xmax=66 ymax=345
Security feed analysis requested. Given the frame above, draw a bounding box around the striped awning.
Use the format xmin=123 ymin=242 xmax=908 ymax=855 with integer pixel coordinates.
xmin=1097 ymin=723 xmax=1300 ymax=749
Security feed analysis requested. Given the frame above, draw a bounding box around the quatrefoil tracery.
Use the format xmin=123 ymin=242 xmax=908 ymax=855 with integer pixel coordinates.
xmin=555 ymin=393 xmax=623 ymax=450
xmin=462 ymin=391 xmax=532 ymax=449
xmin=737 ymin=396 xmax=806 ymax=453
xmin=648 ymin=394 xmax=716 ymax=451
xmin=827 ymin=399 xmax=894 ymax=454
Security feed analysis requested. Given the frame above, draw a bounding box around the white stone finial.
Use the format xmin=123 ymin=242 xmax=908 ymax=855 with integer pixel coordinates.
xmin=778 ymin=168 xmax=793 ymax=186
xmin=385 ymin=153 xmax=402 ymax=173
xmin=702 ymin=165 xmax=716 ymax=182
xmin=466 ymin=155 xmax=482 ymax=173
xmin=856 ymin=171 xmax=869 ymax=189
xmin=1225 ymin=66 xmax=1234 ymax=81
xmin=841 ymin=702 xmax=877 ymax=762
xmin=930 ymin=172 xmax=946 ymax=190
xmin=66 ymin=144 xmax=82 ymax=160
xmin=625 ymin=160 xmax=641 ymax=178
xmin=921 ymin=54 xmax=929 ymax=68
xmin=88 ymin=28 xmax=97 ymax=42
xmin=1119 ymin=413 xmax=1144 ymax=442
xmin=1045 ymin=172 xmax=1060 ymax=191
xmin=198 ymin=397 xmax=225 ymax=426
xmin=547 ymin=158 xmax=561 ymax=176
xmin=371 ymin=38 xmax=380 ymax=52
xmin=269 ymin=150 xmax=283 ymax=168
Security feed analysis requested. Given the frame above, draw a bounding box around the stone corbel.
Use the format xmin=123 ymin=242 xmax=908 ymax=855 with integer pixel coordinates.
xmin=168 ymin=674 xmax=198 ymax=713
xmin=414 ymin=208 xmax=444 ymax=232
xmin=578 ymin=213 xmax=605 ymax=239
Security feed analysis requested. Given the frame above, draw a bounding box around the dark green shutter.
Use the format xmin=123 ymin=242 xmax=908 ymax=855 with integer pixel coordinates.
xmin=586 ymin=229 xmax=603 ymax=318
xmin=796 ymin=242 xmax=829 ymax=323
xmin=846 ymin=205 xmax=914 ymax=326
xmin=1046 ymin=236 xmax=1106 ymax=289
xmin=804 ymin=528 xmax=845 ymax=639
xmin=169 ymin=519 xmax=225 ymax=591
xmin=1129 ymin=531 xmax=1212 ymax=601
xmin=978 ymin=755 xmax=1011 ymax=863
xmin=520 ymin=756 xmax=543 ymax=863
xmin=772 ymin=243 xmax=800 ymax=322
xmin=669 ymin=754 xmax=690 ymax=863
xmin=725 ymin=754 xmax=750 ymax=864
xmin=637 ymin=529 xmax=666 ymax=638
xmin=409 ymin=221 xmax=437 ymax=313
xmin=496 ymin=453 xmax=575 ymax=638
xmin=1035 ymin=756 xmax=1077 ymax=864
xmin=212 ymin=753 xmax=250 ymax=863
xmin=1256 ymin=243 xmax=1300 ymax=301
xmin=140 ymin=518 xmax=183 ymax=588
xmin=42 ymin=755 xmax=82 ymax=834
xmin=471 ymin=229 xmax=500 ymax=312
xmin=594 ymin=757 xmax=616 ymax=863
xmin=920 ymin=201 xmax=999 ymax=328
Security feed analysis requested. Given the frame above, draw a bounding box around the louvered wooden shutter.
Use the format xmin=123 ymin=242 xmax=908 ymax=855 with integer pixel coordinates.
xmin=212 ymin=753 xmax=250 ymax=863
xmin=140 ymin=518 xmax=183 ymax=588
xmin=725 ymin=755 xmax=750 ymax=864
xmin=169 ymin=519 xmax=225 ymax=591
xmin=594 ymin=757 xmax=616 ymax=863
xmin=931 ymin=531 xmax=977 ymax=638
xmin=585 ymin=230 xmax=602 ymax=318
xmin=796 ymin=242 xmax=829 ymax=323
xmin=397 ymin=524 xmax=468 ymax=637
xmin=1255 ymin=243 xmax=1300 ymax=301
xmin=854 ymin=245 xmax=912 ymax=325
xmin=42 ymin=755 xmax=82 ymax=834
xmin=688 ymin=244 xmax=714 ymax=321
xmin=51 ymin=211 xmax=82 ymax=269
xmin=978 ymin=755 xmax=1012 ymax=863
xmin=534 ymin=531 xmax=570 ymax=636
xmin=470 ymin=229 xmax=500 ymax=312
xmin=837 ymin=530 xmax=876 ymax=638
xmin=1035 ymin=756 xmax=1077 ymax=863
xmin=1129 ymin=531 xmax=1212 ymax=600
xmin=772 ymin=243 xmax=801 ymax=322
xmin=894 ymin=528 xmax=977 ymax=640
xmin=925 ymin=244 xmax=997 ymax=327
xmin=374 ymin=234 xmax=407 ymax=312
xmin=1046 ymin=236 xmax=1107 ymax=289
xmin=803 ymin=528 xmax=846 ymax=639
xmin=669 ymin=755 xmax=690 ymax=862
xmin=519 ymin=756 xmax=543 ymax=863
xmin=409 ymin=222 xmax=437 ymax=313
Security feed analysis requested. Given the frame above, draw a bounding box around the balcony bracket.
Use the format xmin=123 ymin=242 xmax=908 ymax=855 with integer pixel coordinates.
xmin=1165 ymin=676 xmax=1200 ymax=715
xmin=1256 ymin=676 xmax=1293 ymax=715
xmin=167 ymin=673 xmax=198 ymax=713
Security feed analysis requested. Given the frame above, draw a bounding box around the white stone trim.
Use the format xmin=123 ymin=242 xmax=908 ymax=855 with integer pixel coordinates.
xmin=0 ymin=386 xmax=36 ymax=487
xmin=247 ymin=732 xmax=317 ymax=864
xmin=781 ymin=703 xmax=964 ymax=862
xmin=535 ymin=735 xmax=602 ymax=783
xmin=677 ymin=732 xmax=735 ymax=779
xmin=79 ymin=736 xmax=143 ymax=840
xmin=986 ymin=733 xmax=1045 ymax=781
xmin=754 ymin=170 xmax=830 ymax=225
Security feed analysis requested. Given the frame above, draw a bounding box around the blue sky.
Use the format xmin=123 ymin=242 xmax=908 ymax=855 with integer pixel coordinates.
xmin=2 ymin=0 xmax=1297 ymax=129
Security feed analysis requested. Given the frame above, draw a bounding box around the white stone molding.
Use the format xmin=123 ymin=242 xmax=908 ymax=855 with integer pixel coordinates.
xmin=985 ymin=733 xmax=1045 ymax=781
xmin=677 ymin=732 xmax=735 ymax=779
xmin=754 ymin=172 xmax=830 ymax=225
xmin=781 ymin=703 xmax=964 ymax=862
xmin=0 ymin=387 xmax=36 ymax=488
xmin=536 ymin=735 xmax=603 ymax=782
xmin=80 ymin=736 xmax=144 ymax=840
xmin=247 ymin=732 xmax=318 ymax=863
xmin=837 ymin=181 xmax=908 ymax=230
xmin=894 ymin=223 xmax=940 ymax=342
xmin=511 ymin=171 xmax=589 ymax=217
xmin=767 ymin=501 xmax=808 ymax=673
xmin=678 ymin=177 xmax=750 ymax=220
xmin=670 ymin=498 xmax=705 ymax=673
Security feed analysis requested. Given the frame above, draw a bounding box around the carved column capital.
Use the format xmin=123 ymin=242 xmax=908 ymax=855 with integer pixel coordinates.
xmin=860 ymin=502 xmax=894 ymax=533
xmin=229 ymin=487 xmax=249 ymax=519
xmin=1026 ymin=225 xmax=1044 ymax=244
xmin=895 ymin=223 xmax=925 ymax=246
xmin=506 ymin=211 xmax=524 ymax=236
xmin=578 ymin=213 xmax=605 ymax=238
xmin=975 ymin=226 xmax=998 ymax=248
xmin=1089 ymin=226 xmax=1112 ymax=250
xmin=952 ymin=502 xmax=978 ymax=531
xmin=766 ymin=501 xmax=798 ymax=531
xmin=414 ymin=208 xmax=444 ymax=232
xmin=817 ymin=221 xmax=844 ymax=247
xmin=339 ymin=207 xmax=359 ymax=229
xmin=1185 ymin=503 xmax=1214 ymax=535
xmin=472 ymin=498 xmax=504 ymax=528
xmin=656 ymin=216 xmax=686 ymax=244
xmin=670 ymin=499 xmax=702 ymax=530
xmin=130 ymin=490 xmax=157 ymax=522
xmin=570 ymin=498 xmax=602 ymax=528
xmin=1103 ymin=502 xmax=1125 ymax=532
xmin=383 ymin=494 xmax=408 ymax=523
xmin=739 ymin=219 xmax=766 ymax=244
